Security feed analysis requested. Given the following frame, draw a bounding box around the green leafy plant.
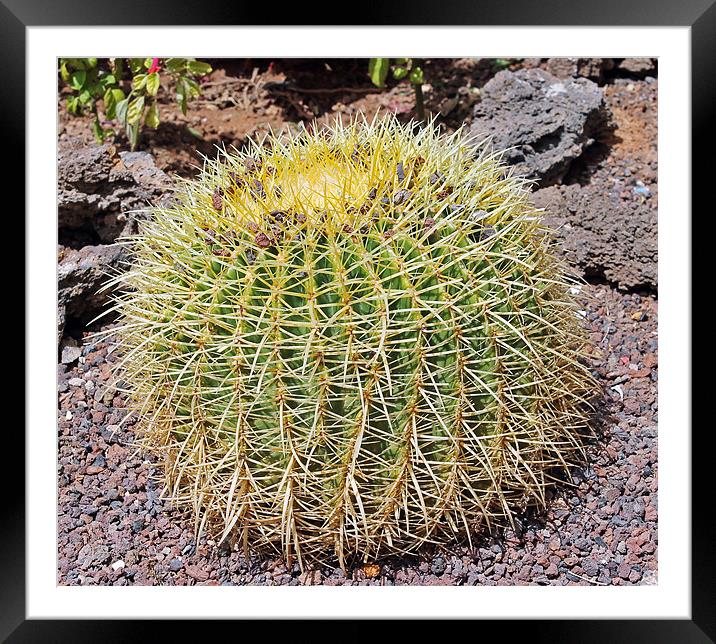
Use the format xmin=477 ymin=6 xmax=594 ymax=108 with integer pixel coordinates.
xmin=491 ymin=58 xmax=515 ymax=72
xmin=368 ymin=58 xmax=426 ymax=121
xmin=59 ymin=57 xmax=212 ymax=150
xmin=106 ymin=115 xmax=596 ymax=569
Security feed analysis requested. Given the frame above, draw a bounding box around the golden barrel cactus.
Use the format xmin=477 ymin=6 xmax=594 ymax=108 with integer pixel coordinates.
xmin=109 ymin=116 xmax=595 ymax=568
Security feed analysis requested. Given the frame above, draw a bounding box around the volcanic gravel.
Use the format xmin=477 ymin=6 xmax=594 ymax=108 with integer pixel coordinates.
xmin=57 ymin=283 xmax=658 ymax=586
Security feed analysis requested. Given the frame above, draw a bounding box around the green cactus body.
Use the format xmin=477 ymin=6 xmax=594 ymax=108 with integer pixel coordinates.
xmin=110 ymin=116 xmax=595 ymax=567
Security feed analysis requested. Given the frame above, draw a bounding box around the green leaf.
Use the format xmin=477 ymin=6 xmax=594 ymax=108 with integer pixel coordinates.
xmin=145 ymin=101 xmax=160 ymax=128
xmin=103 ymin=88 xmax=116 ymax=119
xmin=143 ymin=57 xmax=154 ymax=69
xmin=64 ymin=58 xmax=87 ymax=70
xmin=132 ymin=73 xmax=147 ymax=92
xmin=176 ymin=79 xmax=188 ymax=115
xmin=165 ymin=58 xmax=187 ymax=73
xmin=86 ymin=58 xmax=98 ymax=69
xmin=368 ymin=58 xmax=390 ymax=88
xmin=186 ymin=126 xmax=202 ymax=139
xmin=409 ymin=66 xmax=424 ymax=85
xmin=392 ymin=66 xmax=408 ymax=80
xmin=115 ymin=97 xmax=129 ymax=124
xmin=112 ymin=58 xmax=125 ymax=80
xmin=146 ymin=72 xmax=160 ymax=97
xmin=126 ymin=122 xmax=140 ymax=150
xmin=92 ymin=115 xmax=105 ymax=143
xmin=66 ymin=96 xmax=79 ymax=115
xmin=69 ymin=70 xmax=86 ymax=90
xmin=78 ymin=89 xmax=92 ymax=105
xmin=129 ymin=58 xmax=145 ymax=74
xmin=183 ymin=77 xmax=201 ymax=98
xmin=103 ymin=87 xmax=125 ymax=119
xmin=60 ymin=62 xmax=70 ymax=83
xmin=127 ymin=96 xmax=145 ymax=125
xmin=186 ymin=60 xmax=212 ymax=76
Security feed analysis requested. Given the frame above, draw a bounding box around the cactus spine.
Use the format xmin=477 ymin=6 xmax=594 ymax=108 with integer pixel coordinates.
xmin=109 ymin=115 xmax=595 ymax=568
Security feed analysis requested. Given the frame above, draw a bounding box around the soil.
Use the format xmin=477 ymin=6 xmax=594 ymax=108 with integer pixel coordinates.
xmin=57 ymin=58 xmax=658 ymax=586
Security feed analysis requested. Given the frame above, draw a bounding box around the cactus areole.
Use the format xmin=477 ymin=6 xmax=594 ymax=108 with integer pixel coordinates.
xmin=111 ymin=116 xmax=595 ymax=568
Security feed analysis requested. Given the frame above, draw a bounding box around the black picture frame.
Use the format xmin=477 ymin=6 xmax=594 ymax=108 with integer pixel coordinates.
xmin=6 ymin=0 xmax=706 ymax=638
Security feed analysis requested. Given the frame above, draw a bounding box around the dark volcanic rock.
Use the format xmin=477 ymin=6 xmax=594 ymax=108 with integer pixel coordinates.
xmin=58 ymin=138 xmax=173 ymax=245
xmin=57 ymin=244 xmax=127 ymax=341
xmin=57 ymin=139 xmax=174 ymax=341
xmin=470 ymin=69 xmax=608 ymax=185
xmin=545 ymin=58 xmax=615 ymax=83
xmin=532 ymin=184 xmax=657 ymax=291
xmin=618 ymin=58 xmax=656 ymax=77
xmin=527 ymin=77 xmax=658 ymax=292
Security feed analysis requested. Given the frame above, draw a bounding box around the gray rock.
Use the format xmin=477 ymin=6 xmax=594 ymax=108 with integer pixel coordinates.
xmin=431 ymin=556 xmax=447 ymax=576
xmin=545 ymin=58 xmax=615 ymax=82
xmin=582 ymin=558 xmax=600 ymax=577
xmin=57 ymin=140 xmax=174 ymax=343
xmin=531 ymin=184 xmax=657 ymax=291
xmin=57 ymin=243 xmax=128 ymax=342
xmin=60 ymin=343 xmax=82 ymax=365
xmin=58 ymin=138 xmax=174 ymax=244
xmin=77 ymin=543 xmax=110 ymax=569
xmin=618 ymin=58 xmax=656 ymax=76
xmin=470 ymin=69 xmax=608 ymax=185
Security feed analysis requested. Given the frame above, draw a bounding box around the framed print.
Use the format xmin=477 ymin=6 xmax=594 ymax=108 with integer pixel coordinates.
xmin=7 ymin=0 xmax=708 ymax=638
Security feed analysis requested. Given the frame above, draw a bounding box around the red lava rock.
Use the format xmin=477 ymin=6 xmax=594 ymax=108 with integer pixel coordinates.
xmin=629 ymin=367 xmax=652 ymax=379
xmin=106 ymin=444 xmax=128 ymax=466
xmin=628 ymin=569 xmax=642 ymax=583
xmin=185 ymin=564 xmax=209 ymax=582
xmin=640 ymin=540 xmax=657 ymax=555
xmin=643 ymin=353 xmax=658 ymax=369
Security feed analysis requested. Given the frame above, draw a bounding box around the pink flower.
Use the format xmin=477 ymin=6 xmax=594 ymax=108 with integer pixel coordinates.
xmin=148 ymin=58 xmax=161 ymax=74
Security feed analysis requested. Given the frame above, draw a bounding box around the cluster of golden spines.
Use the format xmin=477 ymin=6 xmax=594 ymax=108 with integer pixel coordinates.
xmin=108 ymin=116 xmax=596 ymax=569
